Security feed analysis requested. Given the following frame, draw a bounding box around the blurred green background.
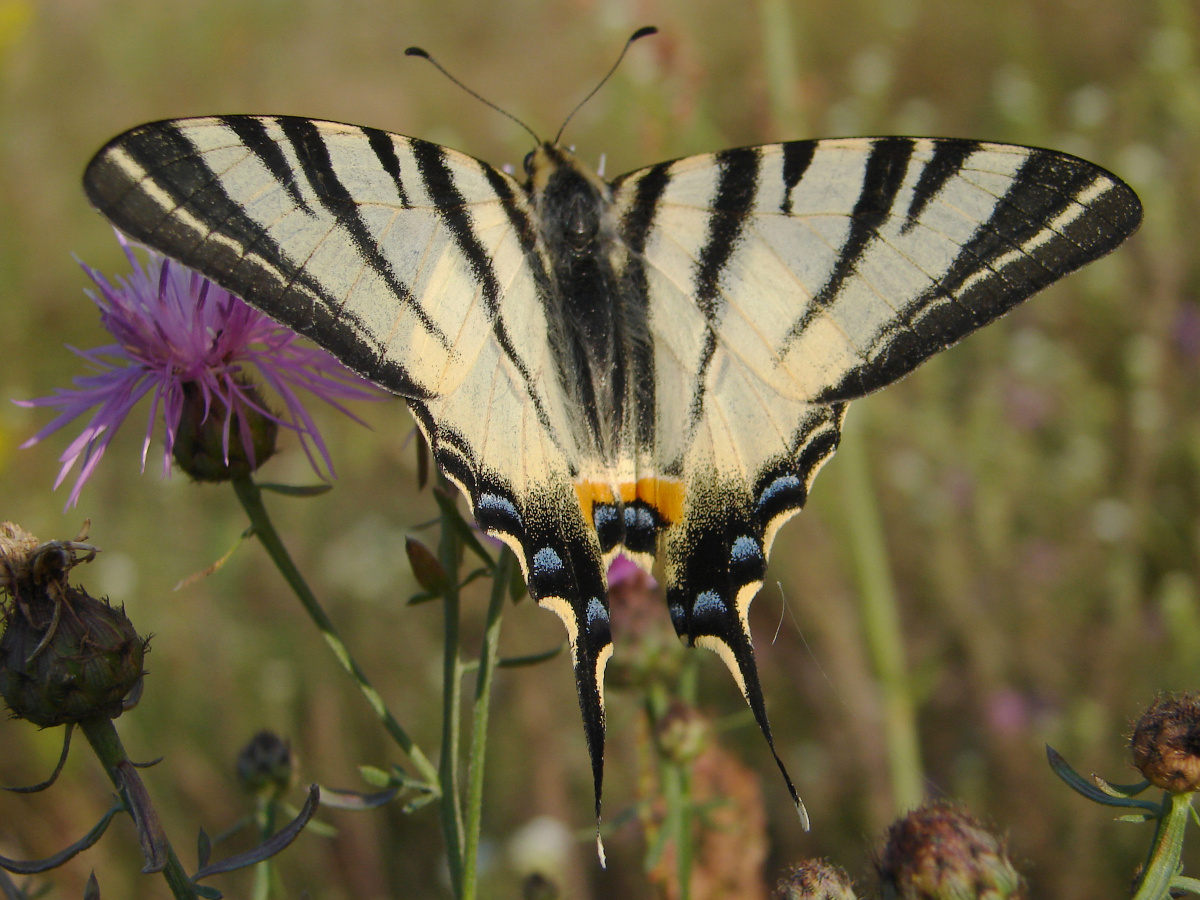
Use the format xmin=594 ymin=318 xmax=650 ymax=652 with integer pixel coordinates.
xmin=0 ymin=0 xmax=1194 ymax=897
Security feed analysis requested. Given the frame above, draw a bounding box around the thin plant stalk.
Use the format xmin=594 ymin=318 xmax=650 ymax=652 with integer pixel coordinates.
xmin=437 ymin=476 xmax=466 ymax=897
xmin=78 ymin=715 xmax=197 ymax=900
xmin=836 ymin=410 xmax=925 ymax=812
xmin=461 ymin=547 xmax=515 ymax=900
xmin=230 ymin=474 xmax=440 ymax=791
xmin=250 ymin=797 xmax=279 ymax=900
xmin=1133 ymin=791 xmax=1193 ymax=900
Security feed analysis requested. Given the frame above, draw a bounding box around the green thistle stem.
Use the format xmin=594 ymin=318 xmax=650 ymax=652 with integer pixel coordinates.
xmin=251 ymin=798 xmax=279 ymax=900
xmin=1133 ymin=791 xmax=1193 ymax=900
xmin=436 ymin=477 xmax=466 ymax=898
xmin=461 ymin=547 xmax=514 ymax=900
xmin=229 ymin=475 xmax=440 ymax=790
xmin=837 ymin=410 xmax=925 ymax=813
xmin=78 ymin=715 xmax=197 ymax=900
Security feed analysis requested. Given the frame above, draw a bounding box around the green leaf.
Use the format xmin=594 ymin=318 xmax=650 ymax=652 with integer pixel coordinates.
xmin=83 ymin=872 xmax=100 ymax=900
xmin=1170 ymin=874 xmax=1200 ymax=895
xmin=0 ymin=800 xmax=121 ymax=875
xmin=402 ymin=791 xmax=440 ymax=815
xmin=405 ymin=537 xmax=448 ymax=595
xmin=508 ymin=557 xmax=528 ymax=603
xmin=498 ymin=644 xmax=565 ymax=668
xmin=1046 ymin=746 xmax=1162 ymax=812
xmin=357 ymin=765 xmax=391 ymax=788
xmin=1095 ymin=775 xmax=1152 ymax=799
xmin=193 ymin=785 xmax=319 ymax=881
xmin=317 ymin=785 xmax=399 ymax=810
xmin=2 ymin=725 xmax=72 ymax=793
xmin=196 ymin=828 xmax=211 ymax=869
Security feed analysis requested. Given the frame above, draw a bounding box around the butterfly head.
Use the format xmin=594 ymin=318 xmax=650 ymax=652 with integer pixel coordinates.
xmin=523 ymin=144 xmax=614 ymax=250
xmin=524 ymin=143 xmax=607 ymax=191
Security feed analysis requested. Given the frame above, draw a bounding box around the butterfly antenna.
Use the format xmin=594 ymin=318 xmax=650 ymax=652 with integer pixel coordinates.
xmin=405 ymin=46 xmax=542 ymax=145
xmin=553 ymin=25 xmax=658 ymax=146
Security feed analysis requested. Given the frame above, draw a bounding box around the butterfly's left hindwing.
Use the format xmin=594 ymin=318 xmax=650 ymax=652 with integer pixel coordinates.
xmin=84 ymin=116 xmax=1141 ymax=839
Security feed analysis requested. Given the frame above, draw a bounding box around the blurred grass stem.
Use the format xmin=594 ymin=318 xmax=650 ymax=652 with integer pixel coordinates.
xmin=837 ymin=409 xmax=925 ymax=813
xmin=436 ymin=476 xmax=466 ymax=897
xmin=229 ymin=475 xmax=440 ymax=790
xmin=462 ymin=547 xmax=514 ymax=900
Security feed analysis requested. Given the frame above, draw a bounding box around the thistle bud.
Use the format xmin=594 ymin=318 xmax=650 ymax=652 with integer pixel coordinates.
xmin=878 ymin=803 xmax=1024 ymax=900
xmin=1130 ymin=693 xmax=1200 ymax=793
xmin=1 ymin=523 xmax=145 ymax=727
xmin=237 ymin=730 xmax=295 ymax=798
xmin=775 ymin=860 xmax=858 ymax=899
xmin=172 ymin=381 xmax=278 ymax=482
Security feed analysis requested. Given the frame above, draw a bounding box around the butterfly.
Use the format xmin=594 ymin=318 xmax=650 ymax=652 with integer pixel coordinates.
xmin=80 ymin=31 xmax=1142 ymax=850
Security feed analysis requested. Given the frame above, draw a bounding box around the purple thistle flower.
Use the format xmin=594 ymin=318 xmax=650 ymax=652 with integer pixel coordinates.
xmin=18 ymin=231 xmax=386 ymax=507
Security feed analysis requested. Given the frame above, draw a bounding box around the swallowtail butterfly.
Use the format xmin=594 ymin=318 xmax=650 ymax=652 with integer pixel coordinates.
xmin=81 ymin=29 xmax=1142 ymax=849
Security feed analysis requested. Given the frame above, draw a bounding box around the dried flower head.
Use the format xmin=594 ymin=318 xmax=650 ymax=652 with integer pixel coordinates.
xmin=18 ymin=232 xmax=385 ymax=505
xmin=775 ymin=859 xmax=858 ymax=900
xmin=237 ymin=730 xmax=295 ymax=799
xmin=878 ymin=803 xmax=1024 ymax=900
xmin=0 ymin=523 xmax=145 ymax=726
xmin=1130 ymin=693 xmax=1200 ymax=793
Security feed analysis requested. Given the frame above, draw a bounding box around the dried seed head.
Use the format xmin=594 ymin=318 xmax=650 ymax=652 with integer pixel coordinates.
xmin=0 ymin=584 xmax=146 ymax=726
xmin=0 ymin=523 xmax=144 ymax=726
xmin=237 ymin=730 xmax=295 ymax=798
xmin=878 ymin=803 xmax=1024 ymax=900
xmin=1130 ymin=693 xmax=1200 ymax=793
xmin=775 ymin=859 xmax=858 ymax=899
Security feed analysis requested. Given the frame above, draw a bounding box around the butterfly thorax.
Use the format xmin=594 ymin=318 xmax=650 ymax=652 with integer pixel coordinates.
xmin=525 ymin=144 xmax=644 ymax=462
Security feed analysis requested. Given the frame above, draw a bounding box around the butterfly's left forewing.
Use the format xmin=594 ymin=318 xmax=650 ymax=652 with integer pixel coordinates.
xmin=85 ymin=116 xmax=617 ymax=830
xmin=612 ymin=137 xmax=1141 ymax=819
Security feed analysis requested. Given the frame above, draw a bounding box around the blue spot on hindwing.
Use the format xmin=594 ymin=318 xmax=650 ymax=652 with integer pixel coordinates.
xmin=593 ymin=505 xmax=619 ymax=530
xmin=693 ymin=590 xmax=725 ymax=618
xmin=586 ymin=597 xmax=610 ymax=633
xmin=731 ymin=535 xmax=762 ymax=563
xmin=532 ymin=547 xmax=564 ymax=576
xmin=757 ymin=474 xmax=801 ymax=513
xmin=477 ymin=492 xmax=522 ymax=528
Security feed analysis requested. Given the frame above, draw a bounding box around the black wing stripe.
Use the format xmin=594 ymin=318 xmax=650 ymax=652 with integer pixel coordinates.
xmin=618 ymin=162 xmax=672 ymax=450
xmin=84 ymin=120 xmax=437 ymax=398
xmin=779 ymin=137 xmax=915 ymax=354
xmin=222 ymin=116 xmax=309 ymax=211
xmin=275 ymin=117 xmax=454 ymax=354
xmin=685 ymin=147 xmax=762 ymax=431
xmin=818 ymin=150 xmax=1137 ymax=401
xmin=410 ymin=140 xmax=563 ymax=446
xmin=902 ymin=139 xmax=976 ymax=233
xmin=779 ymin=141 xmax=816 ymax=215
xmin=364 ymin=127 xmax=413 ymax=209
